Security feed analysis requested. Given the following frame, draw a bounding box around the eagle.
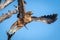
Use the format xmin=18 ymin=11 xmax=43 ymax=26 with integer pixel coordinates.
xmin=0 ymin=0 xmax=58 ymax=40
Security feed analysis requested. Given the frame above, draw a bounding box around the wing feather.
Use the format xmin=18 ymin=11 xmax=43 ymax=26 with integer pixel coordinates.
xmin=32 ymin=14 xmax=57 ymax=24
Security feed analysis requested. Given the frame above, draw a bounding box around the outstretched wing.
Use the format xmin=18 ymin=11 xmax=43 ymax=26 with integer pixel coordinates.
xmin=32 ymin=14 xmax=57 ymax=24
xmin=17 ymin=0 xmax=25 ymax=18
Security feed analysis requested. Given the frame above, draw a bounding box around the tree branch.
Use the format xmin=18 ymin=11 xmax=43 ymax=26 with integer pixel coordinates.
xmin=0 ymin=0 xmax=14 ymax=10
xmin=0 ymin=6 xmax=18 ymax=22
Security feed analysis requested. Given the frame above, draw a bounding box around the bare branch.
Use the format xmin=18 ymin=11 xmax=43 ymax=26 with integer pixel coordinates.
xmin=0 ymin=0 xmax=14 ymax=10
xmin=0 ymin=7 xmax=18 ymax=22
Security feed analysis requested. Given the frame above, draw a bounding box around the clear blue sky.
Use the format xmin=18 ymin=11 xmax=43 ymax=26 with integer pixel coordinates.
xmin=0 ymin=0 xmax=60 ymax=40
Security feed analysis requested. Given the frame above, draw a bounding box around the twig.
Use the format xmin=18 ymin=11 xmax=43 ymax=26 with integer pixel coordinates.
xmin=0 ymin=7 xmax=18 ymax=22
xmin=0 ymin=0 xmax=14 ymax=10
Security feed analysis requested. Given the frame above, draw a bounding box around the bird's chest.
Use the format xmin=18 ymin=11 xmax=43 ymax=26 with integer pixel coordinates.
xmin=17 ymin=16 xmax=32 ymax=27
xmin=17 ymin=19 xmax=24 ymax=27
xmin=24 ymin=16 xmax=31 ymax=23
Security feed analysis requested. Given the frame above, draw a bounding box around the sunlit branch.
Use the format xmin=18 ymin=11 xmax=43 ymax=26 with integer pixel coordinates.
xmin=0 ymin=0 xmax=14 ymax=10
xmin=0 ymin=7 xmax=18 ymax=22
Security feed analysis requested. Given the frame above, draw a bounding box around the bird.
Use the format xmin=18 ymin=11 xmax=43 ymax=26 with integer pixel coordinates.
xmin=6 ymin=0 xmax=58 ymax=40
xmin=0 ymin=0 xmax=58 ymax=40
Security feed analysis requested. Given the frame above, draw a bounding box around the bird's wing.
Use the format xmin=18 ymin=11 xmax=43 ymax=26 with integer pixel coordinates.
xmin=32 ymin=14 xmax=57 ymax=24
xmin=17 ymin=0 xmax=26 ymax=18
xmin=0 ymin=0 xmax=14 ymax=10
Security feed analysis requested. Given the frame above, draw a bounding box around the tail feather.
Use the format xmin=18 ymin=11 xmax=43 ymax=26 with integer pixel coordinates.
xmin=7 ymin=32 xmax=15 ymax=40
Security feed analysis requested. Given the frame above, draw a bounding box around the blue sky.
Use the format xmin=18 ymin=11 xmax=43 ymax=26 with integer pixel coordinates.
xmin=0 ymin=0 xmax=60 ymax=40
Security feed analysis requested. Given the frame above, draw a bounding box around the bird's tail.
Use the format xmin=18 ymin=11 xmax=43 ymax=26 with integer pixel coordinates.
xmin=7 ymin=32 xmax=15 ymax=40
